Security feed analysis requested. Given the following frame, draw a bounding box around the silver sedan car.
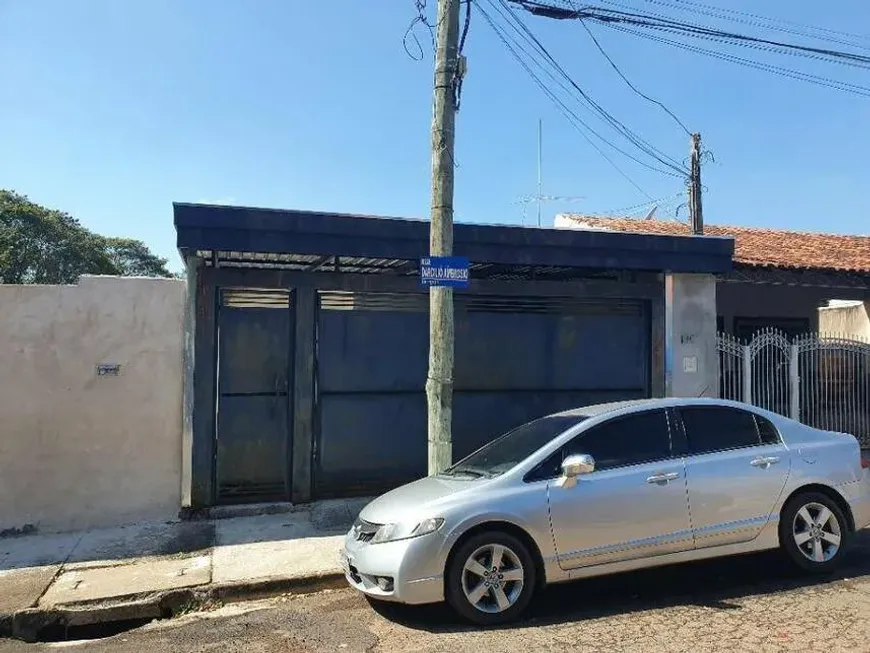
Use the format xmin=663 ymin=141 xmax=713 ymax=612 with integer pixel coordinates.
xmin=339 ymin=398 xmax=870 ymax=625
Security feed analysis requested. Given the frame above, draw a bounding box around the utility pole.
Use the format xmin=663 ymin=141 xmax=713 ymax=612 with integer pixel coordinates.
xmin=688 ymin=132 xmax=704 ymax=235
xmin=427 ymin=0 xmax=461 ymax=475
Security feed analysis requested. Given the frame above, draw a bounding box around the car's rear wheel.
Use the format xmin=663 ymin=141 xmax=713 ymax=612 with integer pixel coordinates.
xmin=445 ymin=531 xmax=536 ymax=626
xmin=779 ymin=491 xmax=849 ymax=573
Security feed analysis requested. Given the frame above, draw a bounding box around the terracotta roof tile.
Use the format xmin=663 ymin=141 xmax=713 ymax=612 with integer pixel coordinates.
xmin=559 ymin=216 xmax=870 ymax=273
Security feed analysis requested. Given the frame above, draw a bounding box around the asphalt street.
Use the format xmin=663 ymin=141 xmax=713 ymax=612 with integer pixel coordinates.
xmin=3 ymin=532 xmax=870 ymax=652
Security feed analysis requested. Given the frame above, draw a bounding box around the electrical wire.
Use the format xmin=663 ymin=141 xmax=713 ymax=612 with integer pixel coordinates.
xmin=586 ymin=6 xmax=870 ymax=69
xmin=507 ymin=1 xmax=870 ymax=68
xmin=577 ymin=19 xmax=691 ymax=135
xmin=476 ymin=1 xmax=672 ymax=197
xmin=609 ymin=24 xmax=870 ymax=98
xmin=403 ymin=0 xmax=435 ymax=61
xmin=494 ymin=0 xmax=687 ymax=172
xmin=455 ymin=0 xmax=473 ymax=109
xmin=597 ymin=191 xmax=685 ymax=216
xmin=480 ymin=0 xmax=685 ymax=178
xmin=641 ymin=0 xmax=870 ymax=49
xmin=488 ymin=0 xmax=688 ymax=175
xmin=625 ymin=0 xmax=870 ymax=53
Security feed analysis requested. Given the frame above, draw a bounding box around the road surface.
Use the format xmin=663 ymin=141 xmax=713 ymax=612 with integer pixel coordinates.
xmin=3 ymin=534 xmax=870 ymax=652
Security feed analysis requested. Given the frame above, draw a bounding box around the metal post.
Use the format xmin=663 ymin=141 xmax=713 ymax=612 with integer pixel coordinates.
xmin=742 ymin=344 xmax=752 ymax=405
xmin=427 ymin=0 xmax=461 ymax=475
xmin=789 ymin=344 xmax=800 ymax=420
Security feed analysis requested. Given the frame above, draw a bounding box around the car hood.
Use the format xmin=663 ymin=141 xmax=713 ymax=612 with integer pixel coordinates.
xmin=358 ymin=475 xmax=482 ymax=525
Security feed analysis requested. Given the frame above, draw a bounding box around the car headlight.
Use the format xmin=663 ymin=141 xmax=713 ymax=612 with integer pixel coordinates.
xmin=370 ymin=517 xmax=444 ymax=544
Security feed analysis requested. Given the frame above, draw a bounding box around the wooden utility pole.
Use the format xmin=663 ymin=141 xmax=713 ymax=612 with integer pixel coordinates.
xmin=688 ymin=132 xmax=704 ymax=235
xmin=427 ymin=0 xmax=461 ymax=475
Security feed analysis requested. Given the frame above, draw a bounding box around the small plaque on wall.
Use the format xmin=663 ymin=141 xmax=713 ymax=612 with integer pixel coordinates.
xmin=96 ymin=364 xmax=121 ymax=377
xmin=682 ymin=356 xmax=698 ymax=374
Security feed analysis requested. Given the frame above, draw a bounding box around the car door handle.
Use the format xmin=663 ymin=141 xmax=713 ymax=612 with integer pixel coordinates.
xmin=647 ymin=472 xmax=680 ymax=485
xmin=750 ymin=456 xmax=781 ymax=468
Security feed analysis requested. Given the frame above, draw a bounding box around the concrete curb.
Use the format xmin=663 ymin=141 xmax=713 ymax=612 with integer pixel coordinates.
xmin=0 ymin=571 xmax=346 ymax=643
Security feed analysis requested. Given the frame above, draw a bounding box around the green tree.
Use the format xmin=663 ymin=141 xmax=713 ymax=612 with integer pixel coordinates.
xmin=0 ymin=190 xmax=171 ymax=283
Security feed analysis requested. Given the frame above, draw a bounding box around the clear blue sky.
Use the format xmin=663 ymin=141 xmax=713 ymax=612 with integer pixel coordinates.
xmin=1 ymin=0 xmax=868 ymax=272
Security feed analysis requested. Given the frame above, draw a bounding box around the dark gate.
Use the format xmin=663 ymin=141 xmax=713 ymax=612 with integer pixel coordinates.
xmin=313 ymin=291 xmax=649 ymax=498
xmin=215 ymin=288 xmax=294 ymax=504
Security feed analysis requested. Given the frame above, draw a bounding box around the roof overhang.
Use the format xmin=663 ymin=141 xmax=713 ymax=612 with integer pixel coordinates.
xmin=174 ymin=203 xmax=735 ymax=275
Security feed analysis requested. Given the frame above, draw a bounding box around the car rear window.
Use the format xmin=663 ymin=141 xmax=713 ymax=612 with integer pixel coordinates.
xmin=679 ymin=406 xmax=765 ymax=455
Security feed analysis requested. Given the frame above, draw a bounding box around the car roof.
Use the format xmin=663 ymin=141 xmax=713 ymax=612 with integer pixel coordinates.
xmin=552 ymin=397 xmax=768 ymax=419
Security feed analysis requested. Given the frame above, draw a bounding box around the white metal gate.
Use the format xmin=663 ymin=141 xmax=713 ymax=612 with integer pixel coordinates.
xmin=718 ymin=329 xmax=870 ymax=447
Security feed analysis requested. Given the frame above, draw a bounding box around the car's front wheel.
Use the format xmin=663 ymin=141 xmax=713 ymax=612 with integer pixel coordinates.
xmin=445 ymin=531 xmax=536 ymax=626
xmin=779 ymin=491 xmax=849 ymax=573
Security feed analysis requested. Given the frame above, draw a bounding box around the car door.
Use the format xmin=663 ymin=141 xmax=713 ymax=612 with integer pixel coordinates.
xmin=677 ymin=405 xmax=791 ymax=549
xmin=538 ymin=409 xmax=693 ymax=571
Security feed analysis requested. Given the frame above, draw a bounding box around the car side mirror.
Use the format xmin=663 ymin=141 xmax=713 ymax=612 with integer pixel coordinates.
xmin=557 ymin=454 xmax=595 ymax=488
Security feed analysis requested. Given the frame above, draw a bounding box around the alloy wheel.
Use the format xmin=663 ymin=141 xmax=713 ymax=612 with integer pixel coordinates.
xmin=792 ymin=501 xmax=842 ymax=563
xmin=460 ymin=543 xmax=525 ymax=614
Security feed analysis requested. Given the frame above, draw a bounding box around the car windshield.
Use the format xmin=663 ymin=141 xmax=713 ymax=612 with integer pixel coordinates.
xmin=441 ymin=415 xmax=587 ymax=479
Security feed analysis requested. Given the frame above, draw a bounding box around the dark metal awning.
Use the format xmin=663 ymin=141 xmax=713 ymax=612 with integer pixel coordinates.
xmin=174 ymin=203 xmax=734 ymax=277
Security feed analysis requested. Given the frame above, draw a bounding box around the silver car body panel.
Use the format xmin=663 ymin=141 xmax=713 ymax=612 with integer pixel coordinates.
xmin=340 ymin=398 xmax=870 ymax=606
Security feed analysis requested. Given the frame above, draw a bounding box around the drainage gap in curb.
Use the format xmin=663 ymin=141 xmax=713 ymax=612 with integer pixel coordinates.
xmin=34 ymin=618 xmax=155 ymax=643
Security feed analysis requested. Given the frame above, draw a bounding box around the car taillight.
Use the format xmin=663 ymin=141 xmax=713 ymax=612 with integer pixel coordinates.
xmin=861 ymin=455 xmax=870 ymax=470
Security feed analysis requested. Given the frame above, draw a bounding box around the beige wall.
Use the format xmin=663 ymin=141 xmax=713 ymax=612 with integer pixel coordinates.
xmin=818 ymin=301 xmax=870 ymax=339
xmin=0 ymin=276 xmax=185 ymax=533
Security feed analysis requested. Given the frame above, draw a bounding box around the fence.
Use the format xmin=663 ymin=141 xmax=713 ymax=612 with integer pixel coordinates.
xmin=718 ymin=328 xmax=870 ymax=447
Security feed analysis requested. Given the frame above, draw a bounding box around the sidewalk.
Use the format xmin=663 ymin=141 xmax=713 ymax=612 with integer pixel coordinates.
xmin=0 ymin=498 xmax=368 ymax=642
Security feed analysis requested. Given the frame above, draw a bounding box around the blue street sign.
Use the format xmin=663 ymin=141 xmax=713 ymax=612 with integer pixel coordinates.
xmin=420 ymin=256 xmax=470 ymax=289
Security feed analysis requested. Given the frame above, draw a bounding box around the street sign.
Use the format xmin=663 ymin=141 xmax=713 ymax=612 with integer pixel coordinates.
xmin=420 ymin=256 xmax=470 ymax=289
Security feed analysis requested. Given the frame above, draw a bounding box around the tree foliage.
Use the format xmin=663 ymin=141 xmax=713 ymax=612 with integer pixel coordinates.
xmin=0 ymin=190 xmax=172 ymax=283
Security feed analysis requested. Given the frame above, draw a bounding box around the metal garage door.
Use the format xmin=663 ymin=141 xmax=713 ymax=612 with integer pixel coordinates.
xmin=313 ymin=291 xmax=649 ymax=498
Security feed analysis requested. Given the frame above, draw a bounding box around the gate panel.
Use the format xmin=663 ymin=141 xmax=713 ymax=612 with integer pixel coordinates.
xmin=748 ymin=329 xmax=791 ymax=416
xmin=315 ymin=292 xmax=428 ymax=497
xmin=314 ymin=291 xmax=650 ymax=498
xmin=798 ymin=335 xmax=870 ymax=446
xmin=717 ymin=329 xmax=870 ymax=448
xmin=452 ymin=297 xmax=649 ymax=458
xmin=216 ymin=288 xmax=293 ymax=504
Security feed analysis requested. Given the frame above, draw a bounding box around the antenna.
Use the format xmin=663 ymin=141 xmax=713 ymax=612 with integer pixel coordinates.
xmin=516 ymin=119 xmax=584 ymax=226
xmin=537 ymin=118 xmax=542 ymax=228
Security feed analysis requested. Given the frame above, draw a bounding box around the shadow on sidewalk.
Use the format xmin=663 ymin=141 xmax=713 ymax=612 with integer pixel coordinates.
xmin=370 ymin=529 xmax=870 ymax=632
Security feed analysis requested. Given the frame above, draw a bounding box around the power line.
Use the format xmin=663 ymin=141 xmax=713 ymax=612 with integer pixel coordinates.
xmin=494 ymin=0 xmax=687 ymax=171
xmin=641 ymin=0 xmax=870 ymax=49
xmin=403 ymin=0 xmax=435 ymax=61
xmin=505 ymin=0 xmax=870 ymax=97
xmin=609 ymin=24 xmax=870 ymax=98
xmin=480 ymin=0 xmax=687 ymax=179
xmin=481 ymin=0 xmax=683 ymax=178
xmin=488 ymin=0 xmax=688 ymax=174
xmin=475 ymin=1 xmax=663 ymax=196
xmin=507 ymin=1 xmax=870 ymax=68
xmin=578 ymin=19 xmax=691 ymax=135
xmin=593 ymin=3 xmax=870 ymax=71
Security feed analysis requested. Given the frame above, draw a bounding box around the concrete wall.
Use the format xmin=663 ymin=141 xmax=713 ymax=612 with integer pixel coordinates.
xmin=0 ymin=276 xmax=185 ymax=534
xmin=818 ymin=301 xmax=870 ymax=339
xmin=666 ymin=273 xmax=718 ymax=398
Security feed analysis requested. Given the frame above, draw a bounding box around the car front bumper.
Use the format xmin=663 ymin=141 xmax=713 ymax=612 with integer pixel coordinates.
xmin=339 ymin=529 xmax=448 ymax=605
